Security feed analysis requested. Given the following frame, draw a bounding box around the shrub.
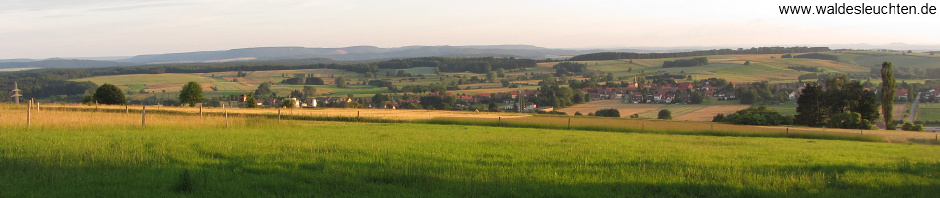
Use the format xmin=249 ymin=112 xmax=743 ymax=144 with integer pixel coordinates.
xmin=719 ymin=106 xmax=793 ymax=126
xmin=901 ymin=122 xmax=925 ymax=131
xmin=594 ymin=109 xmax=620 ymax=117
xmin=712 ymin=114 xmax=725 ymax=122
xmin=657 ymin=109 xmax=672 ymax=120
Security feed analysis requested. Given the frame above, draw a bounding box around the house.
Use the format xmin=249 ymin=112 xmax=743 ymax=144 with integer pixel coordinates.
xmin=897 ymin=89 xmax=910 ymax=100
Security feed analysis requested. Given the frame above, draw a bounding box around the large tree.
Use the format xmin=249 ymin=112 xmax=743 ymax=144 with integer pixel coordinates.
xmin=880 ymin=62 xmax=896 ymax=130
xmin=657 ymin=109 xmax=672 ymax=120
xmin=178 ymin=81 xmax=204 ymax=107
xmin=335 ymin=77 xmax=347 ymax=88
xmin=302 ymin=86 xmax=317 ymax=101
xmin=92 ymin=83 xmax=127 ymax=105
xmin=254 ymin=82 xmax=273 ymax=101
xmin=796 ymin=84 xmax=825 ymax=126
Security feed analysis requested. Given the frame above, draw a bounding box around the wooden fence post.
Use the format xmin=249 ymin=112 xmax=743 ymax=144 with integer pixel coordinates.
xmin=278 ymin=108 xmax=282 ymax=122
xmin=199 ymin=105 xmax=203 ymax=117
xmin=27 ymin=99 xmax=31 ymax=128
xmin=357 ymin=110 xmax=360 ymax=118
xmin=125 ymin=105 xmax=129 ymax=114
xmin=786 ymin=128 xmax=789 ymax=136
xmin=567 ymin=118 xmax=571 ymax=130
xmin=141 ymin=106 xmax=146 ymax=127
xmin=95 ymin=100 xmax=99 ymax=112
xmin=36 ymin=101 xmax=40 ymax=111
xmin=498 ymin=117 xmax=501 ymax=125
xmin=223 ymin=104 xmax=228 ymax=128
xmin=642 ymin=122 xmax=645 ymax=131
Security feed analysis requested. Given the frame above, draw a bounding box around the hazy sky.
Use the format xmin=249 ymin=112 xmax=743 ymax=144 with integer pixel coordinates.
xmin=1 ymin=0 xmax=937 ymax=59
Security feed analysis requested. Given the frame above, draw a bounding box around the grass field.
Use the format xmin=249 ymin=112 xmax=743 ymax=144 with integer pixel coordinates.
xmin=3 ymin=104 xmax=940 ymax=196
xmin=674 ymin=105 xmax=751 ymax=122
xmin=917 ymin=103 xmax=940 ymax=123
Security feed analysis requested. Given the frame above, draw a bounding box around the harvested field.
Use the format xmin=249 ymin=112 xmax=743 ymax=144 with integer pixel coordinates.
xmin=39 ymin=104 xmax=530 ymax=121
xmin=674 ymin=105 xmax=751 ymax=121
xmin=557 ymin=100 xmax=664 ymax=117
xmin=636 ymin=105 xmax=706 ymax=119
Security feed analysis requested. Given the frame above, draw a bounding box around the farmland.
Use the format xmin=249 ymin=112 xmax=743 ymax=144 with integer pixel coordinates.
xmin=556 ymin=100 xmax=749 ymax=121
xmin=917 ymin=103 xmax=940 ymax=124
xmin=3 ymin=103 xmax=940 ymax=196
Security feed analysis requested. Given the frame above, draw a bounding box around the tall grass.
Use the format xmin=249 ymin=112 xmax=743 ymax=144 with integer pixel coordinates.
xmin=424 ymin=116 xmax=885 ymax=142
xmin=1 ymin=107 xmax=940 ymax=196
xmin=21 ymin=104 xmax=934 ymax=144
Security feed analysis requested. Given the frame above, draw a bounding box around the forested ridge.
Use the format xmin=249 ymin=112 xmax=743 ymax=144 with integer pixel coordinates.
xmin=570 ymin=47 xmax=830 ymax=61
xmin=0 ymin=57 xmax=537 ymax=102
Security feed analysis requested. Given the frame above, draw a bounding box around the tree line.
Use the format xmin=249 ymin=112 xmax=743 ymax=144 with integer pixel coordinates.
xmin=662 ymin=57 xmax=708 ymax=68
xmin=374 ymin=57 xmax=537 ymax=73
xmin=569 ymin=47 xmax=830 ymax=61
xmin=0 ymin=57 xmax=538 ymax=103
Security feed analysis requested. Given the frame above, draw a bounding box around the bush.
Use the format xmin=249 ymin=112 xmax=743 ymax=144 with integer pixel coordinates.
xmin=717 ymin=106 xmax=793 ymax=126
xmin=536 ymin=110 xmax=567 ymax=115
xmin=657 ymin=109 xmax=672 ymax=120
xmin=574 ymin=111 xmax=582 ymax=116
xmin=594 ymin=109 xmax=620 ymax=117
xmin=827 ymin=111 xmax=876 ymax=130
xmin=712 ymin=114 xmax=725 ymax=122
xmin=901 ymin=122 xmax=925 ymax=131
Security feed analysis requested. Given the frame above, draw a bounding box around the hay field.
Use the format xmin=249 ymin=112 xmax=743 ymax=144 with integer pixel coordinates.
xmin=34 ymin=103 xmax=529 ymax=121
xmin=635 ymin=105 xmax=706 ymax=119
xmin=556 ymin=100 xmax=663 ymax=117
xmin=674 ymin=105 xmax=751 ymax=121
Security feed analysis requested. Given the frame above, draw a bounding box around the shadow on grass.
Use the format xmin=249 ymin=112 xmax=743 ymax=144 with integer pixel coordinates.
xmin=3 ymin=152 xmax=940 ymax=197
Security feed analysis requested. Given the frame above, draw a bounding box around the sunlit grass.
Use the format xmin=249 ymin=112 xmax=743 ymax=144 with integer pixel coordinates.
xmin=2 ymin=104 xmax=940 ymax=196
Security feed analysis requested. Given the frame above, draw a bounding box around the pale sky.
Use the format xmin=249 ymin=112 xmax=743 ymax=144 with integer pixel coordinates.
xmin=1 ymin=0 xmax=937 ymax=59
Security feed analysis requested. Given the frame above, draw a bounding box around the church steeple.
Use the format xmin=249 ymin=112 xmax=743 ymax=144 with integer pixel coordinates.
xmin=11 ymin=81 xmax=22 ymax=104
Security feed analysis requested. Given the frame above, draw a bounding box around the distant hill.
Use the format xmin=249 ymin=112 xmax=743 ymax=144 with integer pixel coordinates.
xmin=0 ymin=58 xmax=129 ymax=69
xmin=117 ymin=45 xmax=587 ymax=64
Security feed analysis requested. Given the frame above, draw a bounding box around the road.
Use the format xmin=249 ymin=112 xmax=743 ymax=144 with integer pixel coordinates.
xmin=910 ymin=93 xmax=921 ymax=123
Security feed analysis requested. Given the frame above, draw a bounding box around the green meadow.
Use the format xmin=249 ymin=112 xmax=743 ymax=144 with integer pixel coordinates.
xmin=2 ymin=106 xmax=940 ymax=197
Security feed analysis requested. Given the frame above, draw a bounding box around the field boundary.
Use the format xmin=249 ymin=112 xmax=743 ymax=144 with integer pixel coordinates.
xmin=30 ymin=105 xmax=911 ymax=144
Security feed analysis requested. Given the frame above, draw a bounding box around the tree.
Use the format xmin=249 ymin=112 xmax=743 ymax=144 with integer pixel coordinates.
xmin=289 ymin=89 xmax=304 ymax=99
xmin=486 ymin=71 xmax=496 ymax=83
xmin=827 ymin=111 xmax=875 ymax=130
xmin=497 ymin=68 xmax=506 ymax=77
xmin=796 ymin=84 xmax=826 ymax=126
xmin=689 ymin=92 xmax=704 ymax=104
xmin=335 ymin=77 xmax=347 ymax=88
xmin=372 ymin=93 xmax=391 ymax=108
xmin=245 ymin=93 xmax=257 ymax=108
xmin=744 ymin=60 xmax=751 ymax=65
xmin=657 ymin=109 xmax=672 ymax=120
xmin=254 ymin=82 xmax=272 ymax=100
xmin=881 ymin=62 xmax=896 ymax=130
xmin=92 ymin=83 xmax=127 ymax=105
xmin=500 ymin=79 xmax=511 ymax=87
xmin=279 ymin=98 xmax=296 ymax=108
xmin=302 ymin=86 xmax=317 ymax=100
xmin=178 ymin=81 xmax=204 ymax=107
xmin=594 ymin=109 xmax=620 ymax=117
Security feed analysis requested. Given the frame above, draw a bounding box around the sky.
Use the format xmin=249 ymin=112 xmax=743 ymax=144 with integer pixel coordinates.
xmin=1 ymin=0 xmax=938 ymax=59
